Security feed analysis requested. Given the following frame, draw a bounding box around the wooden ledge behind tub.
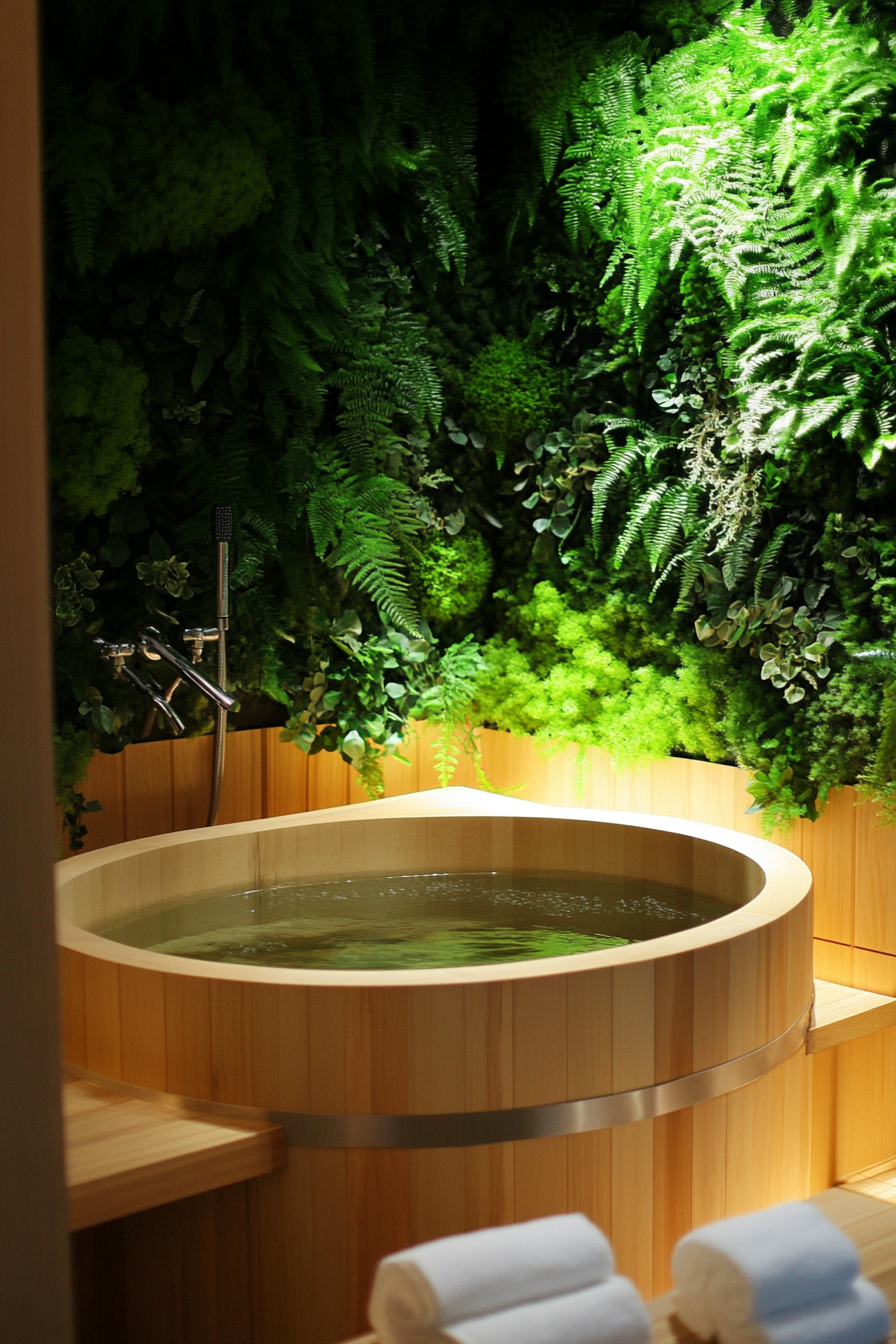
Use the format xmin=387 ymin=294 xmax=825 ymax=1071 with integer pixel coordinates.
xmin=808 ymin=979 xmax=896 ymax=1053
xmin=64 ymin=1077 xmax=285 ymax=1231
xmin=341 ymin=1188 xmax=896 ymax=1344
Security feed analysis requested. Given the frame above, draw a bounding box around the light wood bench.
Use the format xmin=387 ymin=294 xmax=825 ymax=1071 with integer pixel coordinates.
xmin=65 ymin=1077 xmax=285 ymax=1230
xmin=342 ymin=1187 xmax=896 ymax=1344
xmin=808 ymin=980 xmax=896 ymax=1054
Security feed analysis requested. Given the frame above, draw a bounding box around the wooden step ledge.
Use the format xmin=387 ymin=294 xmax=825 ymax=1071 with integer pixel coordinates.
xmin=65 ymin=1078 xmax=286 ymax=1231
xmin=807 ymin=978 xmax=896 ymax=1054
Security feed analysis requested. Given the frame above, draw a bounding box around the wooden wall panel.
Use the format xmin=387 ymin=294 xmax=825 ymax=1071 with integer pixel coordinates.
xmin=263 ymin=727 xmax=308 ymax=818
xmin=172 ymin=736 xmax=213 ymax=833
xmin=79 ymin=749 xmax=127 ymax=851
xmin=124 ymin=740 xmax=173 ymax=841
xmin=217 ymin=730 xmax=263 ymax=826
xmin=307 ymin=749 xmax=351 ymax=811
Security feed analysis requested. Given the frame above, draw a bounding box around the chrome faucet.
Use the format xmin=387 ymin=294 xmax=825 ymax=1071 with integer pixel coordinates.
xmin=96 ymin=625 xmax=238 ymax=738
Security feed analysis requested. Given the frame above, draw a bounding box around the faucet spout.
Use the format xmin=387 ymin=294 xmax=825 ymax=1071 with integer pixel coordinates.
xmin=120 ymin=663 xmax=186 ymax=736
xmin=138 ymin=627 xmax=239 ymax=713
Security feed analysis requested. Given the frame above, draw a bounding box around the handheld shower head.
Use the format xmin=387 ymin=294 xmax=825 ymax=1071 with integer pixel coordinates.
xmin=213 ymin=505 xmax=233 ymax=543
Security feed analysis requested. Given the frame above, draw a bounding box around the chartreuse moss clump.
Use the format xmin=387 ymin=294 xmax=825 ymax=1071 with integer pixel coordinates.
xmin=464 ymin=336 xmax=563 ymax=465
xmin=113 ymin=88 xmax=275 ymax=254
xmin=415 ymin=531 xmax=493 ymax=624
xmin=49 ymin=328 xmax=151 ymax=518
xmin=474 ymin=582 xmax=727 ymax=770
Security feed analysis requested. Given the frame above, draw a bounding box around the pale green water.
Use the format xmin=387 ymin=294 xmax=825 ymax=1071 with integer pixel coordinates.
xmin=96 ymin=872 xmax=731 ymax=970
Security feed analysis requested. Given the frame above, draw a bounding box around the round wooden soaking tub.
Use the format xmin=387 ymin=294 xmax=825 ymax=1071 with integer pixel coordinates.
xmin=57 ymin=787 xmax=813 ymax=1343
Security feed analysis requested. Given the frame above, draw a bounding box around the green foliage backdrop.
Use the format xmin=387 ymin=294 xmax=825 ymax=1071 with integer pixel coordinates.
xmin=44 ymin=0 xmax=896 ymax=839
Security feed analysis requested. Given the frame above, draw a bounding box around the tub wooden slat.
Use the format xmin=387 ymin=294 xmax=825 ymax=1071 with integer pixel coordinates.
xmin=462 ymin=981 xmax=513 ymax=1112
xmin=164 ymin=974 xmax=212 ymax=1099
xmin=210 ymin=979 xmax=255 ymax=1106
xmin=691 ymin=1093 xmax=728 ymax=1226
xmin=119 ymin=965 xmax=166 ymax=1091
xmin=59 ymin=945 xmax=87 ymax=1068
xmin=612 ymin=1118 xmax=654 ymax=1286
xmin=250 ymin=982 xmax=311 ymax=1111
xmin=84 ymin=957 xmax=121 ymax=1079
xmin=652 ymin=1107 xmax=692 ymax=1287
xmin=408 ymin=984 xmax=465 ymax=1115
xmin=513 ymin=1134 xmax=567 ymax=1222
xmin=567 ymin=967 xmax=613 ymax=1099
xmin=512 ymin=975 xmax=568 ymax=1106
xmin=654 ymin=952 xmax=694 ymax=1085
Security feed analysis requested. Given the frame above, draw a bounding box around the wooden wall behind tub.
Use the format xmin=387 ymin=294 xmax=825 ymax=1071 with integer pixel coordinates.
xmin=61 ymin=799 xmax=813 ymax=1342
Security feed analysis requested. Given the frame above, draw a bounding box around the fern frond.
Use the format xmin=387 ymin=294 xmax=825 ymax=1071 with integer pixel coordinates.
xmin=753 ymin=523 xmax=795 ymax=601
xmin=590 ymin=444 xmax=641 ymax=554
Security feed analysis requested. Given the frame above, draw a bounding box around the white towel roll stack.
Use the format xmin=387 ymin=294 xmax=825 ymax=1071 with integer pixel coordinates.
xmin=369 ymin=1214 xmax=616 ymax=1344
xmin=671 ymin=1201 xmax=861 ymax=1337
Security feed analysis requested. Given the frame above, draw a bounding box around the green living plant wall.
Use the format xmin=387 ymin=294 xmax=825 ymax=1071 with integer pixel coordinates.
xmin=44 ymin=0 xmax=896 ymax=845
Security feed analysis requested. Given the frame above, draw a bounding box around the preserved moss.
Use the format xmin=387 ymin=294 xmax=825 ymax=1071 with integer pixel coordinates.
xmin=415 ymin=531 xmax=493 ymax=624
xmin=49 ymin=328 xmax=151 ymax=518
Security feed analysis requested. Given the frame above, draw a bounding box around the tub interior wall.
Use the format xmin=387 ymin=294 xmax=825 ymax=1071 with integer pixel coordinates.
xmin=58 ymin=816 xmax=765 ymax=934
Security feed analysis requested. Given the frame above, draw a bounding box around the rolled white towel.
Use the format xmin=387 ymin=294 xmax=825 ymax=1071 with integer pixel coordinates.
xmin=717 ymin=1275 xmax=890 ymax=1344
xmin=671 ymin=1201 xmax=861 ymax=1338
xmin=445 ymin=1275 xmax=651 ymax=1344
xmin=368 ymin=1214 xmax=614 ymax=1344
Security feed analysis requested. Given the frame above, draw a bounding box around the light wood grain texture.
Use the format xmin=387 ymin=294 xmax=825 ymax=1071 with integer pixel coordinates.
xmin=263 ymin=725 xmax=308 ymax=818
xmin=217 ymin=727 xmax=264 ymax=826
xmin=172 ymin=734 xmax=213 ymax=832
xmin=809 ymin=978 xmax=896 ymax=1053
xmin=124 ymin=739 xmax=174 ymax=841
xmin=64 ymin=1078 xmax=285 ymax=1231
xmin=59 ymin=791 xmax=815 ymax=1338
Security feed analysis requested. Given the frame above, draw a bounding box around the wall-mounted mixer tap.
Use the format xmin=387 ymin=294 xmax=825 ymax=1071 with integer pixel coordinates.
xmin=96 ymin=624 xmax=238 ymax=739
xmin=95 ymin=505 xmax=236 ymax=828
xmin=96 ymin=640 xmax=187 ymax=736
xmin=137 ymin=627 xmax=237 ymax=712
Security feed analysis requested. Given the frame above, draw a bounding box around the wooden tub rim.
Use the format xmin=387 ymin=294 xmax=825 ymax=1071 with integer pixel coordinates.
xmin=55 ymin=785 xmax=812 ymax=989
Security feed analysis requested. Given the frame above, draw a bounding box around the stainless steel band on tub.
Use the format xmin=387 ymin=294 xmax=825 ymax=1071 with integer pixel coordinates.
xmin=67 ymin=998 xmax=811 ymax=1150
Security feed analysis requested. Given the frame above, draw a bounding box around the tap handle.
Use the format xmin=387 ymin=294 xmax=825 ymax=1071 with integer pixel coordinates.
xmin=120 ymin=663 xmax=186 ymax=736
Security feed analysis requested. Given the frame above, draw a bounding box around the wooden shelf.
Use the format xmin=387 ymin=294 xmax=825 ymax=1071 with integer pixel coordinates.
xmin=807 ymin=978 xmax=896 ymax=1054
xmin=65 ymin=1078 xmax=285 ymax=1231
